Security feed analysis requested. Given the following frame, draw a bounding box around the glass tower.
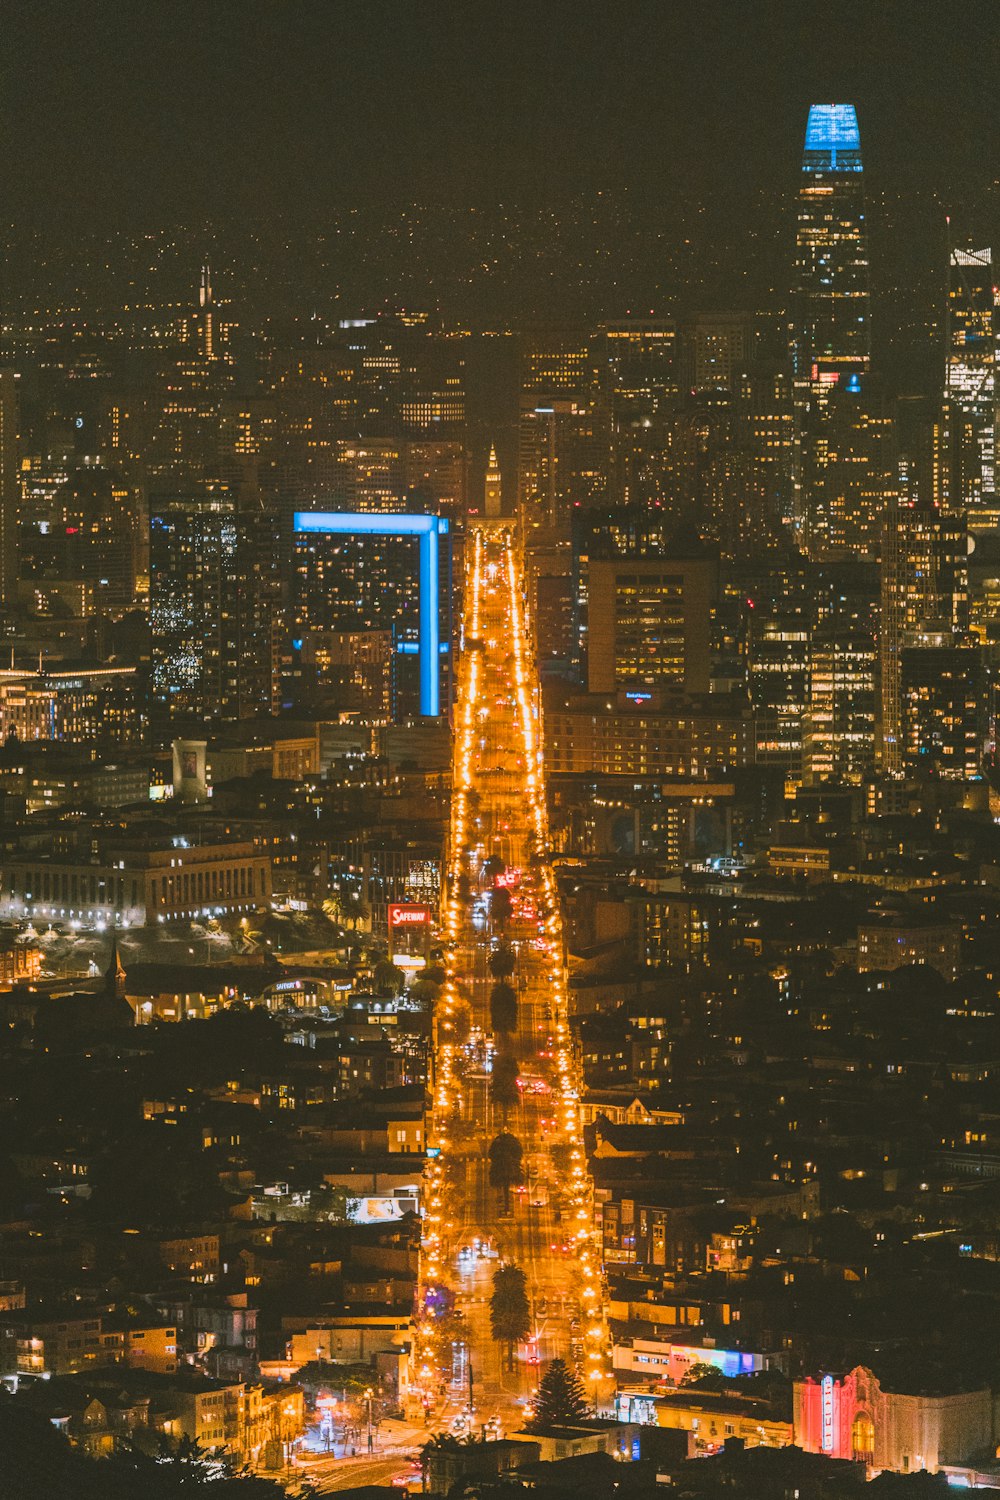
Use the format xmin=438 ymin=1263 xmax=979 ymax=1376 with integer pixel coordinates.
xmin=791 ymin=104 xmax=871 ymax=553
xmin=946 ymin=244 xmax=999 ymax=517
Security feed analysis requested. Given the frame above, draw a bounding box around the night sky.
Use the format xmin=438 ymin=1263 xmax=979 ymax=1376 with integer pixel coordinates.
xmin=1 ymin=1 xmax=998 ymax=398
xmin=3 ymin=1 xmax=998 ymax=219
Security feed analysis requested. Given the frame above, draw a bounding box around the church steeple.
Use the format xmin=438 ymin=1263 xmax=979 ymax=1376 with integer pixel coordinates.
xmin=105 ymin=931 xmax=127 ymax=1004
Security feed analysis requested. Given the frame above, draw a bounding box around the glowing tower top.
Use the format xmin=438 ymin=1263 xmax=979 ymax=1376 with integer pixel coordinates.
xmin=802 ymin=103 xmax=863 ymax=173
xmin=484 ymin=442 xmax=502 ymax=518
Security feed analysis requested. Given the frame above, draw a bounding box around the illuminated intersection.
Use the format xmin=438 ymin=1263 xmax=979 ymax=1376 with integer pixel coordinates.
xmin=420 ymin=528 xmax=609 ymax=1426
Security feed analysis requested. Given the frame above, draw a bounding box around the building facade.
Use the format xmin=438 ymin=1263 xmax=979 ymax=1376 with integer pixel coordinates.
xmin=791 ymin=104 xmax=870 ymax=554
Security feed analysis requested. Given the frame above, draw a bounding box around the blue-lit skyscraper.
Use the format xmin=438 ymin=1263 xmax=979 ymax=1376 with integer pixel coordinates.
xmin=791 ymin=104 xmax=871 ymax=554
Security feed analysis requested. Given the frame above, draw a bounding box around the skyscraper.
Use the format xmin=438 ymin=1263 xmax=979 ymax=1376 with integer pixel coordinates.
xmin=0 ymin=371 xmax=20 ymax=608
xmin=150 ymin=481 xmax=283 ymax=733
xmin=195 ymin=264 xmax=215 ymax=361
xmin=945 ymin=243 xmax=999 ymax=521
xmin=517 ymin=328 xmax=609 ymax=534
xmin=791 ymin=104 xmax=870 ymax=554
xmin=879 ymin=492 xmax=970 ymax=775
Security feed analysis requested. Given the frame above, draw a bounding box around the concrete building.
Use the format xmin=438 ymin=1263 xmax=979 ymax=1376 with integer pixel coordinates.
xmin=546 ymin=691 xmax=752 ymax=779
xmin=0 ymin=838 xmax=271 ymax=927
xmin=857 ymin=917 xmax=962 ymax=980
xmin=585 ymin=553 xmax=718 ymax=695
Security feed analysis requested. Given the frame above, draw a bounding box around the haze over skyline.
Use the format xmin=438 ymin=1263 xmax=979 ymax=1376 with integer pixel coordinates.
xmin=3 ymin=2 xmax=999 ymax=218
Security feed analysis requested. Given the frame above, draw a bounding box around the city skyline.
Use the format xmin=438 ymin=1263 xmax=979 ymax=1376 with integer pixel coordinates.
xmin=3 ymin=7 xmax=1000 ymax=1497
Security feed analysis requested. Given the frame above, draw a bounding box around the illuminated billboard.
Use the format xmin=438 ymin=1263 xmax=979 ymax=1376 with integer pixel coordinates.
xmin=388 ymin=903 xmax=433 ymax=929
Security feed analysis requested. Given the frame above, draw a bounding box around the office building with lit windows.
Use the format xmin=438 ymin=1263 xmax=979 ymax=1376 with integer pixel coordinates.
xmin=585 ymin=555 xmax=717 ymax=696
xmin=803 ymin=621 xmax=876 ymax=785
xmin=680 ymin=312 xmax=753 ymax=394
xmin=879 ymin=493 xmax=970 ymax=774
xmin=150 ymin=483 xmax=283 ymax=734
xmin=945 ymin=244 xmax=999 ymax=520
xmin=747 ymin=607 xmax=810 ymax=770
xmin=790 ymin=103 xmax=870 ymax=553
xmin=595 ymin=319 xmax=679 ymax=506
xmin=900 ymin=639 xmax=983 ymax=780
xmin=518 ymin=328 xmax=609 ymax=532
xmin=0 ymin=665 xmax=145 ymax=748
xmin=546 ymin=689 xmax=752 ymax=779
xmin=0 ymin=370 xmax=19 ymax=608
xmin=293 ymin=510 xmax=453 ymax=720
xmin=571 ymin=504 xmax=718 ymax=688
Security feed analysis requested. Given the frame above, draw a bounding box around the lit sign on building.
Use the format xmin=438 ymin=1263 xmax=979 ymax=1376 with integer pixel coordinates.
xmin=388 ymin=903 xmax=433 ymax=928
xmin=294 ymin=511 xmax=449 ymax=717
xmin=821 ymin=1374 xmax=836 ymax=1452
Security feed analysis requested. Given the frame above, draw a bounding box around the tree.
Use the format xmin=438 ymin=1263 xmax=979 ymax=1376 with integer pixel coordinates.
xmin=489 ymin=887 xmax=513 ymax=930
xmin=323 ymin=889 xmax=369 ymax=930
xmin=489 ymin=981 xmax=518 ymax=1035
xmin=490 ymin=1262 xmax=530 ymax=1369
xmin=488 ymin=1132 xmax=524 ymax=1212
xmin=321 ymin=896 xmax=346 ymax=930
xmin=446 ymin=1001 xmax=472 ymax=1047
xmin=489 ymin=947 xmax=516 ymax=979
xmin=409 ymin=977 xmax=440 ymax=1006
xmin=482 ymin=854 xmax=506 ymax=886
xmin=0 ymin=1402 xmax=295 ymax=1497
xmin=490 ymin=1052 xmax=520 ymax=1121
xmin=373 ymin=959 xmax=406 ymax=997
xmin=681 ymin=1360 xmax=727 ymax=1391
xmin=527 ymin=1357 xmax=589 ymax=1430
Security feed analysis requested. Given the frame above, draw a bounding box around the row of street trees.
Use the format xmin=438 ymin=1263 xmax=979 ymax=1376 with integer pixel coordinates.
xmin=487 ymin=1264 xmax=588 ymax=1427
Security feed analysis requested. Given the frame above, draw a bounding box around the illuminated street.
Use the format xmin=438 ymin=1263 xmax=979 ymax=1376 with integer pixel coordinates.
xmin=421 ymin=528 xmax=608 ymax=1428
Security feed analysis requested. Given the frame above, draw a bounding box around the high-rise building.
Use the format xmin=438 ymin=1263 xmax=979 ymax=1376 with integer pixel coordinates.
xmin=680 ymin=313 xmax=753 ymax=394
xmin=732 ymin=366 xmax=796 ymax=552
xmin=293 ymin=516 xmax=453 ymax=721
xmin=39 ymin=467 xmax=139 ymax=610
xmin=791 ymin=104 xmax=870 ymax=554
xmin=594 ymin=319 xmax=679 ymax=508
xmin=747 ymin=602 xmax=811 ymax=770
xmin=148 ymin=269 xmax=233 ymax=488
xmin=900 ymin=640 xmax=983 ymax=780
xmin=518 ymin=329 xmax=609 ymax=534
xmin=585 ymin=553 xmax=718 ymax=697
xmin=803 ymin=620 xmax=877 ymax=785
xmin=150 ymin=482 xmax=283 ymax=733
xmin=572 ymin=506 xmax=718 ymax=694
xmin=879 ymin=492 xmax=970 ymax=775
xmin=945 ymin=243 xmax=999 ymax=520
xmin=819 ymin=394 xmax=896 ymax=557
xmin=895 ymin=395 xmax=982 ymax=515
xmin=195 ymin=264 xmax=215 ymax=361
xmin=596 ymin=320 xmax=677 ymax=416
xmin=0 ymin=371 xmax=20 ymax=607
